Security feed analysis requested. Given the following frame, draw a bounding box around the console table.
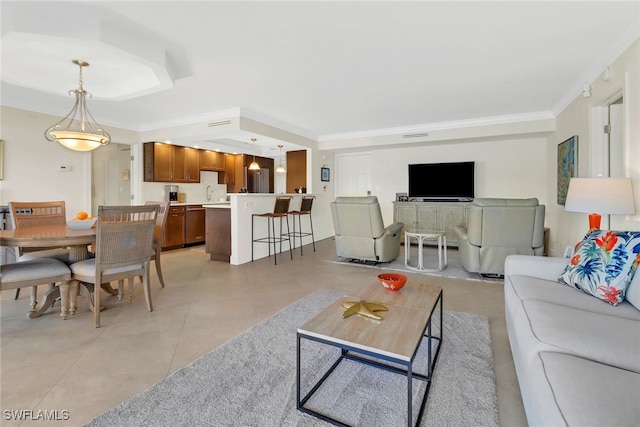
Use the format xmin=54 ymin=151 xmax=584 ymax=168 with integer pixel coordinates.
xmin=393 ymin=201 xmax=470 ymax=247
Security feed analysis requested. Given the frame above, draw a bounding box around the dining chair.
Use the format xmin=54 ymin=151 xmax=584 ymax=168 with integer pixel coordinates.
xmin=69 ymin=205 xmax=158 ymax=328
xmin=0 ymin=258 xmax=71 ymax=313
xmin=142 ymin=201 xmax=170 ymax=288
xmin=8 ymin=201 xmax=71 ymax=301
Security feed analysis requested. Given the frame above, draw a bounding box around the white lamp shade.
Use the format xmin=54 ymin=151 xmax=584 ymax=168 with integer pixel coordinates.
xmin=564 ymin=178 xmax=636 ymax=215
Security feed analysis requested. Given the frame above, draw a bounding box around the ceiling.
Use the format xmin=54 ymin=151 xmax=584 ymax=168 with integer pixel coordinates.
xmin=2 ymin=1 xmax=639 ymax=154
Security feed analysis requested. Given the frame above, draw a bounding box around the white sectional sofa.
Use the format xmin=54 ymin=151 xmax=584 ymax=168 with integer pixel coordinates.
xmin=504 ymin=254 xmax=640 ymax=427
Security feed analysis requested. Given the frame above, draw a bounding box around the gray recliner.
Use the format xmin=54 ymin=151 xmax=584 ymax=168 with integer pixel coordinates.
xmin=454 ymin=198 xmax=545 ymax=275
xmin=330 ymin=196 xmax=403 ymax=263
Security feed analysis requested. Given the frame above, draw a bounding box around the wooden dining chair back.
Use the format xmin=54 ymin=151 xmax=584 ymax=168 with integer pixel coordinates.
xmin=69 ymin=205 xmax=158 ymax=328
xmin=8 ymin=201 xmax=71 ymax=301
xmin=9 ymin=201 xmax=67 ymax=228
xmin=143 ymin=201 xmax=170 ymax=287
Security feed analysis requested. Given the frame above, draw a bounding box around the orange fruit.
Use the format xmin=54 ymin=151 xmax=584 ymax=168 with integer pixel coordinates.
xmin=76 ymin=211 xmax=89 ymax=220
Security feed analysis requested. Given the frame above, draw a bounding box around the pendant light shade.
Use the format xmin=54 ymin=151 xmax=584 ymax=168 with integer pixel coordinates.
xmin=249 ymin=158 xmax=261 ymax=170
xmin=276 ymin=145 xmax=286 ymax=173
xmin=248 ymin=138 xmax=261 ymax=170
xmin=44 ymin=60 xmax=110 ymax=152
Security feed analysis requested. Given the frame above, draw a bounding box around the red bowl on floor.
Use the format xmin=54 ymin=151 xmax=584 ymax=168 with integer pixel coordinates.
xmin=377 ymin=273 xmax=407 ymax=291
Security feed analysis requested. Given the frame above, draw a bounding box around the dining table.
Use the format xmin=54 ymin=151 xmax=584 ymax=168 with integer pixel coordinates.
xmin=0 ymin=223 xmax=115 ymax=319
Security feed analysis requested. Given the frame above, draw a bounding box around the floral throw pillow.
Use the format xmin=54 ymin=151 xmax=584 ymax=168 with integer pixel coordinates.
xmin=559 ymin=230 xmax=640 ymax=305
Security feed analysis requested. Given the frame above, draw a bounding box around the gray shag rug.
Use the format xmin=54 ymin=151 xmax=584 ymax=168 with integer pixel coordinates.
xmin=86 ymin=289 xmax=498 ymax=427
xmin=326 ymin=246 xmax=504 ymax=283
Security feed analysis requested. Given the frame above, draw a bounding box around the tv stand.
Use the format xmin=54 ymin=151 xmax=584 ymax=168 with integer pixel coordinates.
xmin=393 ymin=201 xmax=471 ymax=246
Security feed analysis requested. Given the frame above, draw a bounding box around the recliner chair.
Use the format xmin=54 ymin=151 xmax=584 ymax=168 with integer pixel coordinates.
xmin=454 ymin=198 xmax=545 ymax=275
xmin=330 ymin=196 xmax=403 ymax=263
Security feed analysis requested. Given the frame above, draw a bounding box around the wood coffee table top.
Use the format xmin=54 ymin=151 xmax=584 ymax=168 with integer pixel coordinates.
xmin=299 ymin=281 xmax=442 ymax=362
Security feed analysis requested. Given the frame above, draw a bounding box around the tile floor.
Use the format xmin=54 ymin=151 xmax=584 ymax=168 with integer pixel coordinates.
xmin=1 ymin=238 xmax=527 ymax=426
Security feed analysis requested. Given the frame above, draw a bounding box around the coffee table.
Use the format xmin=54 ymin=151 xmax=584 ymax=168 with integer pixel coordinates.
xmin=296 ymin=282 xmax=443 ymax=427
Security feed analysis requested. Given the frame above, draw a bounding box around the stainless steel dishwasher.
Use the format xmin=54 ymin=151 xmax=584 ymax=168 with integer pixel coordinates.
xmin=185 ymin=205 xmax=206 ymax=245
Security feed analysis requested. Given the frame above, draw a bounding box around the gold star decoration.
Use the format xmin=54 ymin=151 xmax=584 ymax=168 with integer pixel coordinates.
xmin=340 ymin=300 xmax=388 ymax=321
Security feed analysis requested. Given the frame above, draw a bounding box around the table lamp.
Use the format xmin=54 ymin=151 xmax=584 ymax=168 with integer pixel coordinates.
xmin=564 ymin=177 xmax=636 ymax=230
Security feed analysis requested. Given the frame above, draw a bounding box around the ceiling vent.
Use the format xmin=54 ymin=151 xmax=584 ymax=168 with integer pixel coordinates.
xmin=207 ymin=120 xmax=231 ymax=127
xmin=402 ymin=132 xmax=430 ymax=139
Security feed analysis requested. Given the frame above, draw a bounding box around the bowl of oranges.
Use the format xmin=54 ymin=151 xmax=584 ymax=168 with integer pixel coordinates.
xmin=67 ymin=211 xmax=97 ymax=229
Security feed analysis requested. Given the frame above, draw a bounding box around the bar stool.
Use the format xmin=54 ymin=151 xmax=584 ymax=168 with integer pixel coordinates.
xmin=252 ymin=197 xmax=293 ymax=265
xmin=288 ymin=196 xmax=316 ymax=256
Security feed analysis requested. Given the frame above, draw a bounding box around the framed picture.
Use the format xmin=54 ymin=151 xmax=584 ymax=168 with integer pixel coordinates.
xmin=557 ymin=135 xmax=578 ymax=205
xmin=321 ymin=167 xmax=330 ymax=182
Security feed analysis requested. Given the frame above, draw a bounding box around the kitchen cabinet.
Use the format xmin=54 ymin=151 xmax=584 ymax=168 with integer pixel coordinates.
xmin=286 ymin=150 xmax=307 ymax=193
xmin=217 ymin=153 xmax=236 ymax=185
xmin=205 ymin=207 xmax=231 ymax=262
xmin=182 ymin=147 xmax=201 ymax=182
xmin=163 ymin=205 xmax=186 ymax=249
xmin=201 ymin=150 xmax=226 ymax=171
xmin=144 ymin=142 xmax=173 ymax=182
xmin=143 ymin=142 xmax=201 ymax=183
xmin=224 ymin=153 xmax=235 ymax=184
xmin=392 ymin=201 xmax=470 ymax=246
xmin=186 ymin=205 xmax=205 ymax=244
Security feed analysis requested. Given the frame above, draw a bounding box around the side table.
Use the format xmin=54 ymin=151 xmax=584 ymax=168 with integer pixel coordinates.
xmin=405 ymin=230 xmax=447 ymax=271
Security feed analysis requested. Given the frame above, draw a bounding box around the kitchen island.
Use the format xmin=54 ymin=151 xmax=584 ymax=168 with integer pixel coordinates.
xmin=203 ymin=202 xmax=231 ymax=262
xmin=204 ymin=194 xmax=312 ymax=265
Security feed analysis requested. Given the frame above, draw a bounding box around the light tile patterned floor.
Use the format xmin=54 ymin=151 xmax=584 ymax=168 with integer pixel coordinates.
xmin=1 ymin=238 xmax=527 ymax=427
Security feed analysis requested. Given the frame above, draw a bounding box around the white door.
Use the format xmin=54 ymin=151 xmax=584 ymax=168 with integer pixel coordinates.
xmin=335 ymin=153 xmax=372 ymax=196
xmin=608 ymin=99 xmax=625 ymax=230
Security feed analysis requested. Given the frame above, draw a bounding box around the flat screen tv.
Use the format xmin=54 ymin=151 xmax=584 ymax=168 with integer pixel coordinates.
xmin=408 ymin=161 xmax=475 ymax=200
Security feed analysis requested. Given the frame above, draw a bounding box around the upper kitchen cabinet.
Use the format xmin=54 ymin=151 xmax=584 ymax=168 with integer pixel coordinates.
xmin=286 ymin=150 xmax=307 ymax=193
xmin=201 ymin=150 xmax=226 ymax=172
xmin=179 ymin=146 xmax=201 ymax=183
xmin=218 ymin=153 xmax=237 ymax=185
xmin=144 ymin=142 xmax=201 ymax=183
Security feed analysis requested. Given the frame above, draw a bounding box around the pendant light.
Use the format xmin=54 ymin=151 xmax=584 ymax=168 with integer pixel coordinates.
xmin=44 ymin=60 xmax=111 ymax=152
xmin=276 ymin=145 xmax=286 ymax=173
xmin=248 ymin=138 xmax=261 ymax=170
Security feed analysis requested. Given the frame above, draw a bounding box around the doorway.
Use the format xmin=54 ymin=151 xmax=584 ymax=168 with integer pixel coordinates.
xmin=91 ymin=143 xmax=132 ymax=215
xmin=335 ymin=153 xmax=372 ymax=196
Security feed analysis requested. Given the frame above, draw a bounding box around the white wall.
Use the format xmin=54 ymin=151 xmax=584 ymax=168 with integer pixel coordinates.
xmin=349 ymin=136 xmax=549 ymax=226
xmin=0 ymin=106 xmax=138 ymax=218
xmin=546 ymin=38 xmax=640 ymax=255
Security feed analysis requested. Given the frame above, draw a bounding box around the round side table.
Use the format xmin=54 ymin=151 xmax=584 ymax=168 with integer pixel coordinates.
xmin=404 ymin=230 xmax=447 ymax=271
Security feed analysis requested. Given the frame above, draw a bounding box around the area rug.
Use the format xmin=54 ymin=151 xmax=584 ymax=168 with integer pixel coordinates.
xmin=326 ymin=245 xmax=504 ymax=283
xmin=86 ymin=289 xmax=498 ymax=427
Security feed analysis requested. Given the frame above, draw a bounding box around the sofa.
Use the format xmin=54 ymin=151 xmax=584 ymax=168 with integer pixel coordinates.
xmin=505 ymin=234 xmax=640 ymax=426
xmin=330 ymin=196 xmax=403 ymax=263
xmin=454 ymin=198 xmax=545 ymax=275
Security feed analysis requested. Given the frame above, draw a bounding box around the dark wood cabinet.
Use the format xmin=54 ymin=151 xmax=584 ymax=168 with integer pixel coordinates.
xmin=221 ymin=153 xmax=236 ymax=184
xmin=144 ymin=142 xmax=201 ymax=183
xmin=286 ymin=149 xmax=307 ymax=193
xmin=163 ymin=206 xmax=186 ymax=249
xmin=144 ymin=142 xmax=174 ymax=182
xmin=205 ymin=207 xmax=231 ymax=262
xmin=201 ymin=150 xmax=226 ymax=171
xmin=186 ymin=205 xmax=205 ymax=244
xmin=182 ymin=147 xmax=200 ymax=182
